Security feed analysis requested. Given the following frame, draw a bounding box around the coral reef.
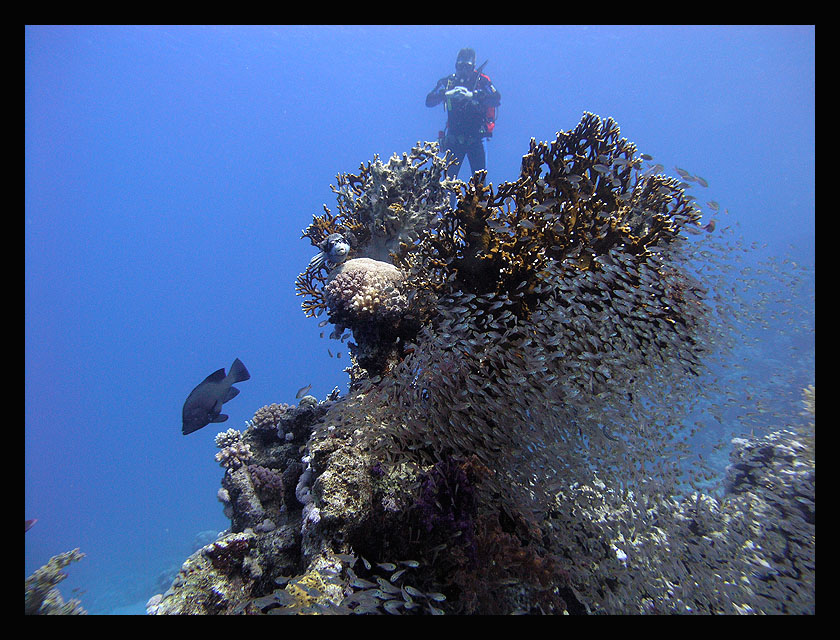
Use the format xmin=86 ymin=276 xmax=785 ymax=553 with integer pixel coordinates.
xmin=323 ymin=257 xmax=412 ymax=373
xmin=294 ymin=142 xmax=457 ymax=376
xmin=302 ymin=113 xmax=718 ymax=520
xmin=152 ymin=384 xmax=815 ymax=614
xmin=549 ymin=416 xmax=815 ymax=614
xmin=25 ymin=549 xmax=87 ymax=615
xmin=250 ymin=403 xmax=292 ymax=432
xmin=151 ymin=114 xmax=814 ymax=615
xmin=146 ymin=526 xmax=302 ymax=615
xmin=214 ymin=428 xmax=253 ymax=470
xmin=294 ymin=142 xmax=455 ymax=316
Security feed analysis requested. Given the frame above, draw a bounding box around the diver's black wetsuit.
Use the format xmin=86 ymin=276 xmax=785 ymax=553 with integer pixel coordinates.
xmin=426 ymin=69 xmax=500 ymax=180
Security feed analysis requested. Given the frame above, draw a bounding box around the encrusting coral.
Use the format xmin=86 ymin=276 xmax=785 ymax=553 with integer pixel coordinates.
xmin=25 ymin=549 xmax=87 ymax=615
xmin=149 ymin=113 xmax=814 ymax=615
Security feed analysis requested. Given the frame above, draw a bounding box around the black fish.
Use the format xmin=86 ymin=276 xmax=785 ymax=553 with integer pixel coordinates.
xmin=182 ymin=358 xmax=250 ymax=435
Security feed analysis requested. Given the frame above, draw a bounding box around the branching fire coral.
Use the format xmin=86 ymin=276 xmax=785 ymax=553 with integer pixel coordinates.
xmin=397 ymin=112 xmax=701 ymax=319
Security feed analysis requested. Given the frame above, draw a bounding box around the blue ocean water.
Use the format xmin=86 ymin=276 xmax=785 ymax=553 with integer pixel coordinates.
xmin=25 ymin=25 xmax=814 ymax=614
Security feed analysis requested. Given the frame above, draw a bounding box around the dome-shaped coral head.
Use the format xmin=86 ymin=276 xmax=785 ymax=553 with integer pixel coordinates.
xmin=324 ymin=258 xmax=412 ymax=376
xmin=307 ymin=233 xmax=352 ymax=273
xmin=324 ymin=258 xmax=407 ymax=327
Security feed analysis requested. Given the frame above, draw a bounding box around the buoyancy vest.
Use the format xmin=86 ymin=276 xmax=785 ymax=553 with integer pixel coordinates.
xmin=443 ymin=73 xmax=497 ymax=139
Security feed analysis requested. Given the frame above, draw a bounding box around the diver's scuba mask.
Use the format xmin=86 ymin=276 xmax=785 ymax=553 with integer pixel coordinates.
xmin=455 ymin=59 xmax=474 ymax=79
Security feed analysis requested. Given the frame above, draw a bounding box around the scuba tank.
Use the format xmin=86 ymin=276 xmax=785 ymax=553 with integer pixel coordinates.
xmin=473 ymin=60 xmax=496 ymax=139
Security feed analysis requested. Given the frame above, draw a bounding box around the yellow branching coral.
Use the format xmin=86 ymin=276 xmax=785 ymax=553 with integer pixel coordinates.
xmin=397 ymin=112 xmax=702 ymax=322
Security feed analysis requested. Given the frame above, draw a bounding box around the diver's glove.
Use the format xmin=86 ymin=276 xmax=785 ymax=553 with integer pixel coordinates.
xmin=445 ymin=86 xmax=474 ymax=100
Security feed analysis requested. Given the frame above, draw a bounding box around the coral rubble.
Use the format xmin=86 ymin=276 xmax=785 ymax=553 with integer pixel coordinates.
xmin=151 ymin=113 xmax=814 ymax=614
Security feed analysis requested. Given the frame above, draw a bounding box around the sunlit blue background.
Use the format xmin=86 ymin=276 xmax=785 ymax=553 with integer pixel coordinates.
xmin=25 ymin=25 xmax=814 ymax=614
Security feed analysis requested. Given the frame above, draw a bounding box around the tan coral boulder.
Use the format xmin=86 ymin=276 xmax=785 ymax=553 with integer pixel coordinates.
xmin=324 ymin=258 xmax=407 ymax=324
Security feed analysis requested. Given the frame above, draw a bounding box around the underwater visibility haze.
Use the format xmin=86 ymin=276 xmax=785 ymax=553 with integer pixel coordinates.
xmin=25 ymin=25 xmax=814 ymax=614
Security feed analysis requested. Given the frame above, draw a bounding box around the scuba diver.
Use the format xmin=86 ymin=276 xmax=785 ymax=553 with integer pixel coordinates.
xmin=426 ymin=47 xmax=501 ymax=181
